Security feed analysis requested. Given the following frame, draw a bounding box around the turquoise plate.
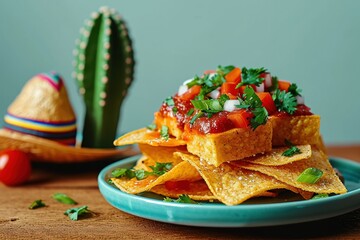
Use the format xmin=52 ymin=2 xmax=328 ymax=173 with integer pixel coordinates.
xmin=98 ymin=156 xmax=360 ymax=227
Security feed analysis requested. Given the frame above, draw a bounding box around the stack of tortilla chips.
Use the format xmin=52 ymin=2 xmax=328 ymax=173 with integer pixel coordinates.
xmin=111 ymin=127 xmax=347 ymax=205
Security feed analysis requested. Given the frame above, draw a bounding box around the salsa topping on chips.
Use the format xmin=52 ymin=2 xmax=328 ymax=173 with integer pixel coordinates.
xmin=112 ymin=65 xmax=347 ymax=206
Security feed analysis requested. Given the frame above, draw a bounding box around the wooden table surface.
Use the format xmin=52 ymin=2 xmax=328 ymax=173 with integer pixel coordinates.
xmin=1 ymin=145 xmax=359 ymax=240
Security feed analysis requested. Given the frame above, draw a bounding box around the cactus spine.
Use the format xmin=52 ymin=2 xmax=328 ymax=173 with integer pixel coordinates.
xmin=73 ymin=6 xmax=135 ymax=148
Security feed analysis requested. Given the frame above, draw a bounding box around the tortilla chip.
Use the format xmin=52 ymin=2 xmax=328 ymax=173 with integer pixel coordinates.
xmin=113 ymin=128 xmax=186 ymax=147
xmin=270 ymin=115 xmax=321 ymax=147
xmin=175 ymin=152 xmax=301 ymax=205
xmin=150 ymin=180 xmax=217 ymax=201
xmin=239 ymin=145 xmax=312 ymax=166
xmin=138 ymin=144 xmax=186 ymax=166
xmin=111 ymin=156 xmax=202 ymax=194
xmin=232 ymin=149 xmax=347 ymax=194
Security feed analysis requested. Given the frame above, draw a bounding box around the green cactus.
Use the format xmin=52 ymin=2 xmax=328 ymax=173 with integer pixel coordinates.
xmin=73 ymin=6 xmax=135 ymax=148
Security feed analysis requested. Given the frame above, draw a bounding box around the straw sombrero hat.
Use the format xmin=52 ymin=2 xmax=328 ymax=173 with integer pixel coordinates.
xmin=0 ymin=73 xmax=136 ymax=163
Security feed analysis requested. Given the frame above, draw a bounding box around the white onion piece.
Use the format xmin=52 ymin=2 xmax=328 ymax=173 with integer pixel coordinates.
xmin=183 ymin=78 xmax=194 ymax=85
xmin=264 ymin=73 xmax=272 ymax=88
xmin=178 ymin=85 xmax=189 ymax=96
xmin=223 ymin=100 xmax=240 ymax=112
xmin=208 ymin=88 xmax=220 ymax=99
xmin=296 ymin=95 xmax=305 ymax=105
xmin=256 ymin=82 xmax=265 ymax=92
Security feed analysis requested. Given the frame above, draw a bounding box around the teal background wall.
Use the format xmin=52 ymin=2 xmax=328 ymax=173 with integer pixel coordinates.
xmin=0 ymin=0 xmax=359 ymax=145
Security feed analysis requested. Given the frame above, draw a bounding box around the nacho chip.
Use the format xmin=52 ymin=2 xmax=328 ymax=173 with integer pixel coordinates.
xmin=138 ymin=144 xmax=186 ymax=166
xmin=239 ymin=145 xmax=311 ymax=166
xmin=175 ymin=152 xmax=301 ymax=205
xmin=113 ymin=128 xmax=186 ymax=147
xmin=150 ymin=180 xmax=217 ymax=201
xmin=270 ymin=115 xmax=321 ymax=147
xmin=111 ymin=155 xmax=202 ymax=194
xmin=186 ymin=122 xmax=272 ymax=167
xmin=232 ymin=149 xmax=347 ymax=194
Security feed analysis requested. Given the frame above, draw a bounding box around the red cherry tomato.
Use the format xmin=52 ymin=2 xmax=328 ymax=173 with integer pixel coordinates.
xmin=0 ymin=150 xmax=31 ymax=186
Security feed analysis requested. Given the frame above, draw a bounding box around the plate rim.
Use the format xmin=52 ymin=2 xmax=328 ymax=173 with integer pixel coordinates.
xmin=98 ymin=155 xmax=360 ymax=227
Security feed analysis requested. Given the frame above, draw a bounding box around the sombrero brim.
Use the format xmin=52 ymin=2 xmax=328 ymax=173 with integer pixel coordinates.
xmin=0 ymin=129 xmax=137 ymax=163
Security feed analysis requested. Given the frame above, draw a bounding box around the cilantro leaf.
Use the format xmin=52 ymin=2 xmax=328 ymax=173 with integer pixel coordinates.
xmin=267 ymin=76 xmax=279 ymax=92
xmin=282 ymin=140 xmax=301 ymax=157
xmin=272 ymin=89 xmax=297 ymax=114
xmin=288 ymin=83 xmax=302 ymax=97
xmin=146 ymin=123 xmax=157 ymax=131
xmin=163 ymin=96 xmax=175 ymax=106
xmin=29 ymin=200 xmax=46 ymax=210
xmin=163 ymin=194 xmax=197 ymax=204
xmin=236 ymin=86 xmax=268 ymax=129
xmin=52 ymin=193 xmax=77 ymax=205
xmin=111 ymin=162 xmax=173 ymax=181
xmin=160 ymin=125 xmax=169 ymax=140
xmin=216 ymin=65 xmax=235 ymax=76
xmin=149 ymin=162 xmax=173 ymax=176
xmin=64 ymin=205 xmax=90 ymax=221
xmin=236 ymin=67 xmax=266 ymax=88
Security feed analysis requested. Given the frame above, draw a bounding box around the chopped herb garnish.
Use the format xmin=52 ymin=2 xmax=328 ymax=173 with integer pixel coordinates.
xmin=163 ymin=96 xmax=175 ymax=106
xmin=64 ymin=205 xmax=90 ymax=221
xmin=186 ymin=73 xmax=225 ymax=100
xmin=217 ymin=65 xmax=235 ymax=76
xmin=235 ymin=86 xmax=268 ymax=129
xmin=282 ymin=140 xmax=301 ymax=157
xmin=288 ymin=83 xmax=302 ymax=97
xmin=297 ymin=167 xmax=323 ymax=184
xmin=190 ymin=94 xmax=229 ymax=122
xmin=267 ymin=76 xmax=279 ymax=92
xmin=111 ymin=162 xmax=173 ymax=181
xmin=29 ymin=200 xmax=46 ymax=209
xmin=150 ymin=162 xmax=173 ymax=176
xmin=272 ymin=88 xmax=297 ymax=114
xmin=186 ymin=108 xmax=194 ymax=116
xmin=190 ymin=111 xmax=204 ymax=125
xmin=191 ymin=99 xmax=222 ymax=113
xmin=146 ymin=123 xmax=157 ymax=131
xmin=236 ymin=67 xmax=266 ymax=88
xmin=172 ymin=107 xmax=178 ymax=114
xmin=312 ymin=193 xmax=329 ymax=200
xmin=160 ymin=125 xmax=169 ymax=140
xmin=52 ymin=193 xmax=77 ymax=205
xmin=163 ymin=194 xmax=197 ymax=204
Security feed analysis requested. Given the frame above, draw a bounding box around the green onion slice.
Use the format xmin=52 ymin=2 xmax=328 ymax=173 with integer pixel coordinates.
xmin=297 ymin=168 xmax=323 ymax=184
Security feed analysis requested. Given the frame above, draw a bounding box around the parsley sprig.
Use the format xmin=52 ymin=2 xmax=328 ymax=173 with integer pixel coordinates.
xmin=163 ymin=194 xmax=197 ymax=204
xmin=111 ymin=162 xmax=173 ymax=180
xmin=235 ymin=86 xmax=268 ymax=129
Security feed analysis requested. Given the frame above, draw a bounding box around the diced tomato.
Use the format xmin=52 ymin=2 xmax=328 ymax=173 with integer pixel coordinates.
xmin=225 ymin=67 xmax=241 ymax=84
xmin=278 ymin=80 xmax=291 ymax=92
xmin=178 ymin=85 xmax=201 ymax=101
xmin=204 ymin=70 xmax=216 ymax=75
xmin=165 ymin=180 xmax=190 ymax=190
xmin=227 ymin=109 xmax=253 ymax=128
xmin=221 ymin=82 xmax=240 ymax=97
xmin=256 ymin=92 xmax=277 ymax=115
